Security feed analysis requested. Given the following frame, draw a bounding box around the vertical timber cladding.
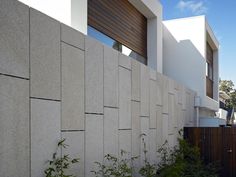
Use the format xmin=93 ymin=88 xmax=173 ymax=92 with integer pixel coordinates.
xmin=88 ymin=0 xmax=147 ymax=59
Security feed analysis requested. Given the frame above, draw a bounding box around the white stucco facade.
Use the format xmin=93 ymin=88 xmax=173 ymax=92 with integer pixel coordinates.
xmin=163 ymin=16 xmax=219 ymax=118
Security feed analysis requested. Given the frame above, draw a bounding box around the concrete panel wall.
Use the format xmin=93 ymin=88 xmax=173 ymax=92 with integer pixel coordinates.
xmin=0 ymin=2 xmax=196 ymax=176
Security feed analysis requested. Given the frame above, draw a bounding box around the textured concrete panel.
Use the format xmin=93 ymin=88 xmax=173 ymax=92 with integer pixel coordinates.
xmin=140 ymin=117 xmax=150 ymax=164
xmin=62 ymin=131 xmax=85 ymax=177
xmin=131 ymin=101 xmax=141 ymax=176
xmin=149 ymin=68 xmax=157 ymax=81
xmin=150 ymin=79 xmax=157 ymax=129
xmin=104 ymin=107 xmax=119 ymax=156
xmin=168 ymin=94 xmax=175 ymax=134
xmin=0 ymin=75 xmax=29 ymax=177
xmin=61 ymin=23 xmax=85 ymax=50
xmin=131 ymin=59 xmax=141 ymax=101
xmin=156 ymin=73 xmax=163 ymax=106
xmin=85 ymin=37 xmax=103 ymax=113
xmin=119 ymin=53 xmax=131 ymax=70
xmin=119 ymin=130 xmax=132 ymax=159
xmin=0 ymin=0 xmax=29 ymax=78
xmin=30 ymin=8 xmax=60 ymax=100
xmin=162 ymin=114 xmax=169 ymax=144
xmin=140 ymin=65 xmax=150 ymax=116
xmin=119 ymin=67 xmax=131 ymax=129
xmin=162 ymin=76 xmax=169 ymax=114
xmin=85 ymin=114 xmax=103 ymax=177
xmin=149 ymin=129 xmax=157 ymax=164
xmin=156 ymin=106 xmax=163 ymax=147
xmin=61 ymin=43 xmax=85 ymax=130
xmin=104 ymin=46 xmax=119 ymax=107
xmin=168 ymin=78 xmax=175 ymax=95
xmin=31 ymin=98 xmax=61 ymax=177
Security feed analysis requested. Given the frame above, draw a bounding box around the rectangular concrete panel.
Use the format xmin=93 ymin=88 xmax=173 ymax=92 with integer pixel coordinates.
xmin=149 ymin=68 xmax=157 ymax=81
xmin=140 ymin=65 xmax=150 ymax=116
xmin=61 ymin=43 xmax=85 ymax=130
xmin=0 ymin=75 xmax=29 ymax=177
xmin=119 ymin=130 xmax=132 ymax=159
xmin=162 ymin=114 xmax=169 ymax=144
xmin=168 ymin=94 xmax=175 ymax=134
xmin=0 ymin=0 xmax=29 ymax=78
xmin=131 ymin=101 xmax=141 ymax=176
xmin=61 ymin=23 xmax=85 ymax=50
xmin=140 ymin=117 xmax=150 ymax=164
xmin=85 ymin=114 xmax=103 ymax=177
xmin=156 ymin=73 xmax=163 ymax=106
xmin=131 ymin=59 xmax=141 ymax=102
xmin=119 ymin=53 xmax=131 ymax=70
xmin=31 ymin=98 xmax=61 ymax=177
xmin=162 ymin=76 xmax=169 ymax=114
xmin=119 ymin=66 xmax=131 ymax=129
xmin=156 ymin=106 xmax=163 ymax=147
xmin=85 ymin=37 xmax=104 ymax=114
xmin=150 ymin=79 xmax=157 ymax=129
xmin=149 ymin=129 xmax=157 ymax=164
xmin=104 ymin=107 xmax=119 ymax=156
xmin=62 ymin=131 xmax=85 ymax=177
xmin=30 ymin=8 xmax=61 ymax=100
xmin=104 ymin=46 xmax=119 ymax=107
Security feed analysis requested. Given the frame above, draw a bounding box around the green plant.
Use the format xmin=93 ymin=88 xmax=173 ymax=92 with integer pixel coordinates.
xmin=92 ymin=150 xmax=137 ymax=177
xmin=156 ymin=131 xmax=219 ymax=177
xmin=44 ymin=139 xmax=80 ymax=177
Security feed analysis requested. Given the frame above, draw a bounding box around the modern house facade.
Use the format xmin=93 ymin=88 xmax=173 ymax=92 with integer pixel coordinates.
xmin=163 ymin=16 xmax=219 ymax=126
xmin=0 ymin=0 xmax=219 ymax=177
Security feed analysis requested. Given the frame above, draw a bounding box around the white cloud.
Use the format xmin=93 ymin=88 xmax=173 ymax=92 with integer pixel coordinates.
xmin=176 ymin=0 xmax=208 ymax=15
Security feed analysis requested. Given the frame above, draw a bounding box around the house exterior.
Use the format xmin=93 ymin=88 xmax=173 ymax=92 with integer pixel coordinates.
xmin=163 ymin=16 xmax=219 ymax=126
xmin=0 ymin=0 xmax=219 ymax=177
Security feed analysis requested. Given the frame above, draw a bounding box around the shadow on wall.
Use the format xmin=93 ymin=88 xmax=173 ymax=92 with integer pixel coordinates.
xmin=163 ymin=25 xmax=206 ymax=98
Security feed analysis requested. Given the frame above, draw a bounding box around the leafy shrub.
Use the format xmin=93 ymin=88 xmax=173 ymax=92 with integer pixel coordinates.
xmin=44 ymin=139 xmax=80 ymax=177
xmin=156 ymin=132 xmax=219 ymax=177
xmin=91 ymin=150 xmax=137 ymax=177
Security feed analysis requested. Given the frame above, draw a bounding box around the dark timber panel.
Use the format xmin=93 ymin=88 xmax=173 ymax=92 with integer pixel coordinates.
xmin=184 ymin=127 xmax=236 ymax=177
xmin=88 ymin=0 xmax=147 ymax=58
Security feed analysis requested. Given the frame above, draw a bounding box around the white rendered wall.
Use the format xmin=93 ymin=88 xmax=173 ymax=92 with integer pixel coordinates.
xmin=163 ymin=16 xmax=219 ymax=112
xmin=18 ymin=0 xmax=71 ymax=26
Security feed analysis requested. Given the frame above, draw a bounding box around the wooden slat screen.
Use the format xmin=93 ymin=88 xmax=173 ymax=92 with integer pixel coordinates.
xmin=88 ymin=0 xmax=147 ymax=58
xmin=206 ymin=76 xmax=213 ymax=98
xmin=207 ymin=42 xmax=213 ymax=64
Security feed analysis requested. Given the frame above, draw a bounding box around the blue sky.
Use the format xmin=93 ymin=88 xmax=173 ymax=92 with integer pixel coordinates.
xmin=160 ymin=0 xmax=236 ymax=85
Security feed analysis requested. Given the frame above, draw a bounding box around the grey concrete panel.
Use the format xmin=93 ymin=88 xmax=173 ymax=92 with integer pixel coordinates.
xmin=30 ymin=8 xmax=61 ymax=100
xmin=119 ymin=67 xmax=131 ymax=129
xmin=31 ymin=98 xmax=61 ymax=177
xmin=131 ymin=59 xmax=141 ymax=102
xmin=62 ymin=131 xmax=85 ymax=177
xmin=104 ymin=107 xmax=119 ymax=156
xmin=0 ymin=75 xmax=29 ymax=177
xmin=162 ymin=76 xmax=169 ymax=114
xmin=0 ymin=0 xmax=29 ymax=78
xmin=156 ymin=72 xmax=163 ymax=106
xmin=104 ymin=46 xmax=119 ymax=107
xmin=61 ymin=23 xmax=85 ymax=50
xmin=140 ymin=65 xmax=150 ymax=116
xmin=119 ymin=53 xmax=131 ymax=70
xmin=85 ymin=114 xmax=103 ymax=177
xmin=85 ymin=37 xmax=103 ymax=113
xmin=118 ymin=130 xmax=132 ymax=159
xmin=131 ymin=101 xmax=141 ymax=176
xmin=150 ymin=79 xmax=157 ymax=128
xmin=61 ymin=43 xmax=85 ymax=130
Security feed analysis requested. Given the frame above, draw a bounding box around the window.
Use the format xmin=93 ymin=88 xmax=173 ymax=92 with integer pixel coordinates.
xmin=206 ymin=42 xmax=214 ymax=98
xmin=88 ymin=26 xmax=146 ymax=64
xmin=88 ymin=0 xmax=147 ymax=64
